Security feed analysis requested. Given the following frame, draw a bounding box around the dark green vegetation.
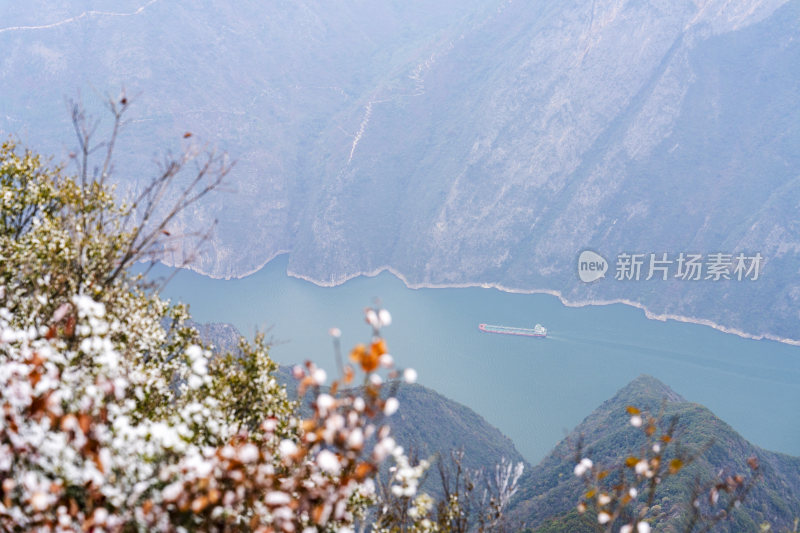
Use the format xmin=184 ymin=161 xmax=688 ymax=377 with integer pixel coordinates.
xmin=391 ymin=383 xmax=527 ymax=477
xmin=510 ymin=376 xmax=800 ymax=532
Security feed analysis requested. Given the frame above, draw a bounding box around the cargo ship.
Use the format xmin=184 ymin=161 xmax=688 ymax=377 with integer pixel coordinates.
xmin=478 ymin=323 xmax=547 ymax=338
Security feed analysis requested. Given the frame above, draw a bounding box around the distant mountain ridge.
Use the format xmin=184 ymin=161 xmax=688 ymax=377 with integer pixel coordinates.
xmin=2 ymin=0 xmax=800 ymax=340
xmin=196 ymin=323 xmax=800 ymax=530
xmin=511 ymin=375 xmax=800 ymax=532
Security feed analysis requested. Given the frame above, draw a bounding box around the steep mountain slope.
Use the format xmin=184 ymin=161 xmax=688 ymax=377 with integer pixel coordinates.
xmin=511 ymin=375 xmax=800 ymax=532
xmin=2 ymin=0 xmax=799 ymax=340
xmin=198 ymin=323 xmax=528 ymax=486
xmin=280 ymin=367 xmax=529 ymax=484
xmin=390 ymin=382 xmax=527 ymax=477
xmin=289 ymin=0 xmax=800 ymax=342
xmin=0 ymin=0 xmax=496 ymax=277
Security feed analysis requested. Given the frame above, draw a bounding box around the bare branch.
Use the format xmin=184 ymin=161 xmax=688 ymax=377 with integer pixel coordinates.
xmin=66 ymin=93 xmax=230 ymax=292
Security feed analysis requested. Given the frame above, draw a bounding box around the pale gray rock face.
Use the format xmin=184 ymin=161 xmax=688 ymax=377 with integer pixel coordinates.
xmin=1 ymin=0 xmax=798 ymax=339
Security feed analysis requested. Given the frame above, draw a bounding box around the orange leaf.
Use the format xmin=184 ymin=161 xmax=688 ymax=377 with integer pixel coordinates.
xmin=191 ymin=496 xmax=208 ymax=512
xmin=78 ymin=414 xmax=91 ymax=434
xmin=361 ymin=353 xmax=379 ymax=373
xmin=355 ymin=462 xmax=374 ymax=480
xmin=370 ymin=339 xmax=387 ymax=358
xmin=626 ymin=406 xmax=640 ymax=415
xmin=93 ymin=453 xmax=105 ymax=474
xmin=31 ymin=352 xmax=46 ymax=367
xmin=668 ymin=458 xmax=683 ymax=474
xmin=349 ymin=344 xmax=368 ymax=363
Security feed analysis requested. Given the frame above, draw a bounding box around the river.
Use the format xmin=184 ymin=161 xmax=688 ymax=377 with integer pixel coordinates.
xmin=153 ymin=255 xmax=800 ymax=463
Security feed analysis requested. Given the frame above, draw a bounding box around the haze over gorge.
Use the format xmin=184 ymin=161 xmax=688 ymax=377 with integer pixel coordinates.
xmin=2 ymin=0 xmax=799 ymax=341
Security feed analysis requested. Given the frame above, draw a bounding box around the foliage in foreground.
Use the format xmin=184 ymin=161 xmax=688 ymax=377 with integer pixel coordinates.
xmin=0 ymin=119 xmax=525 ymax=532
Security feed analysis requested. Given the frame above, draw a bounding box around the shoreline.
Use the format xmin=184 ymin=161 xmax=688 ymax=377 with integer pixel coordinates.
xmin=169 ymin=254 xmax=800 ymax=347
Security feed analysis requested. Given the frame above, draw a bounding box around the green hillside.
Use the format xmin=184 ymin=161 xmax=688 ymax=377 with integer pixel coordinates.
xmin=511 ymin=375 xmax=800 ymax=532
xmin=389 ymin=382 xmax=527 ymax=476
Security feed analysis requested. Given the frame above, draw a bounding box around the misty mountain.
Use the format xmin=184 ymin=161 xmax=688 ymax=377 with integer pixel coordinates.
xmin=1 ymin=0 xmax=799 ymax=340
xmin=511 ymin=375 xmax=800 ymax=532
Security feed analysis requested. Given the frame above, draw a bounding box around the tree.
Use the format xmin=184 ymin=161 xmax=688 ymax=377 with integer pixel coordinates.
xmin=0 ymin=101 xmax=426 ymax=531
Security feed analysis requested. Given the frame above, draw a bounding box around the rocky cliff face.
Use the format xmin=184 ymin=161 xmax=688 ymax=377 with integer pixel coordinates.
xmin=2 ymin=0 xmax=798 ymax=339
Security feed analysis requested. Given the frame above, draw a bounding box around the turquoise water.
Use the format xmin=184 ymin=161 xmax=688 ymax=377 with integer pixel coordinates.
xmin=153 ymin=256 xmax=800 ymax=463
